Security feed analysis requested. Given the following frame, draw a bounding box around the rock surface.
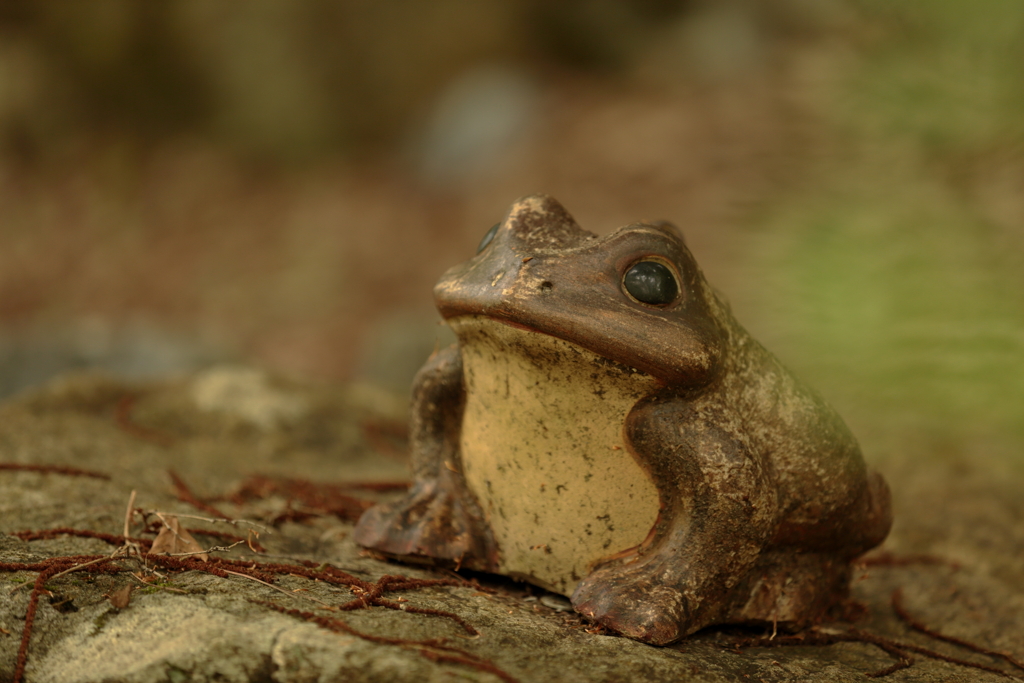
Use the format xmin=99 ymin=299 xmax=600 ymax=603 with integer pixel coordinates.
xmin=1 ymin=369 xmax=1023 ymax=683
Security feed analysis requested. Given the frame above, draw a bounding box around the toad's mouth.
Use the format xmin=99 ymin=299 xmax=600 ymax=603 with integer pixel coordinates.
xmin=447 ymin=315 xmax=662 ymax=597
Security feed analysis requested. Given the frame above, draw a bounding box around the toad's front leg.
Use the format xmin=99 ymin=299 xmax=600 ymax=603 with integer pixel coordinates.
xmin=354 ymin=345 xmax=496 ymax=569
xmin=571 ymin=396 xmax=778 ymax=644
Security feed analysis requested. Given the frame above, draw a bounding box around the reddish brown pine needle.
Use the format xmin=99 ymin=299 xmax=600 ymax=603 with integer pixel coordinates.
xmin=0 ymin=462 xmax=110 ymax=480
xmin=114 ymin=393 xmax=175 ymax=447
xmin=168 ymin=469 xmax=233 ymax=520
xmin=4 ymin=523 xmax=487 ymax=683
xmin=255 ymin=601 xmax=518 ymax=683
xmin=891 ymin=589 xmax=1024 ymax=674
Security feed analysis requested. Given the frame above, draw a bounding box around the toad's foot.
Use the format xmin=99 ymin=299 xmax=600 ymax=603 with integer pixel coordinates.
xmin=353 ymin=471 xmax=495 ymax=570
xmin=571 ymin=558 xmax=696 ymax=645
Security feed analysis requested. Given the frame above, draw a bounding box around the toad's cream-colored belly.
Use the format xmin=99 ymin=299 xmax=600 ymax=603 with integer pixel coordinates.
xmin=449 ymin=316 xmax=662 ymax=596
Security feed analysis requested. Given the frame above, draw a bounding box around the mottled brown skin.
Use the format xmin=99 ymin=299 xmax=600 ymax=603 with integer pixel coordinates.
xmin=355 ymin=195 xmax=892 ymax=645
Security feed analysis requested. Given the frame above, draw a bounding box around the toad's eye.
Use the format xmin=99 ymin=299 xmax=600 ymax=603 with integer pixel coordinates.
xmin=477 ymin=223 xmax=500 ymax=253
xmin=623 ymin=260 xmax=679 ymax=306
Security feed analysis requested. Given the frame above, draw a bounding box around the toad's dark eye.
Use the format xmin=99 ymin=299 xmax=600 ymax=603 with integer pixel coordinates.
xmin=623 ymin=260 xmax=679 ymax=306
xmin=477 ymin=223 xmax=500 ymax=253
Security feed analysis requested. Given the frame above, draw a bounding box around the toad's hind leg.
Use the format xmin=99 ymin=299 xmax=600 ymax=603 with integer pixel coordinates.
xmin=353 ymin=345 xmax=496 ymax=569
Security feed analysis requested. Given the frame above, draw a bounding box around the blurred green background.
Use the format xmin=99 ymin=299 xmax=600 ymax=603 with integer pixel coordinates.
xmin=0 ymin=0 xmax=1021 ymax=473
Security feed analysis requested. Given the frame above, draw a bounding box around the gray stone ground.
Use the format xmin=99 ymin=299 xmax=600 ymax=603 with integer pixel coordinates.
xmin=1 ymin=368 xmax=1023 ymax=683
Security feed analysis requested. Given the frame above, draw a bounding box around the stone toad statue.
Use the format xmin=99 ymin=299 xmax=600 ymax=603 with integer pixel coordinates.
xmin=355 ymin=195 xmax=892 ymax=644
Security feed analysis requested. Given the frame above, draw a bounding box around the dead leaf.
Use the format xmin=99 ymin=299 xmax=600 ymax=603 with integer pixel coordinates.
xmin=106 ymin=585 xmax=134 ymax=609
xmin=148 ymin=516 xmax=209 ymax=561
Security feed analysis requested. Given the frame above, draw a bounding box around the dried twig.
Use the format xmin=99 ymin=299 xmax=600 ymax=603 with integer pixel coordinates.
xmin=169 ymin=542 xmax=246 ymax=557
xmin=127 ymin=572 xmax=188 ymax=594
xmin=144 ymin=511 xmax=270 ymax=533
xmin=223 ymin=569 xmax=334 ymax=607
xmin=123 ymin=490 xmax=137 ymax=539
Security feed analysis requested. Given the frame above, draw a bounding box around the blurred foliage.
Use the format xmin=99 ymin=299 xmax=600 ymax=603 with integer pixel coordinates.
xmin=0 ymin=0 xmax=526 ymax=160
xmin=736 ymin=0 xmax=1024 ymax=460
xmin=0 ymin=0 xmax=847 ymax=162
xmin=0 ymin=0 xmax=1020 ymax=469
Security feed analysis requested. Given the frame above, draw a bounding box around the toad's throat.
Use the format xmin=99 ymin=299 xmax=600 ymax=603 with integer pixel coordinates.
xmin=449 ymin=315 xmax=662 ymax=596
